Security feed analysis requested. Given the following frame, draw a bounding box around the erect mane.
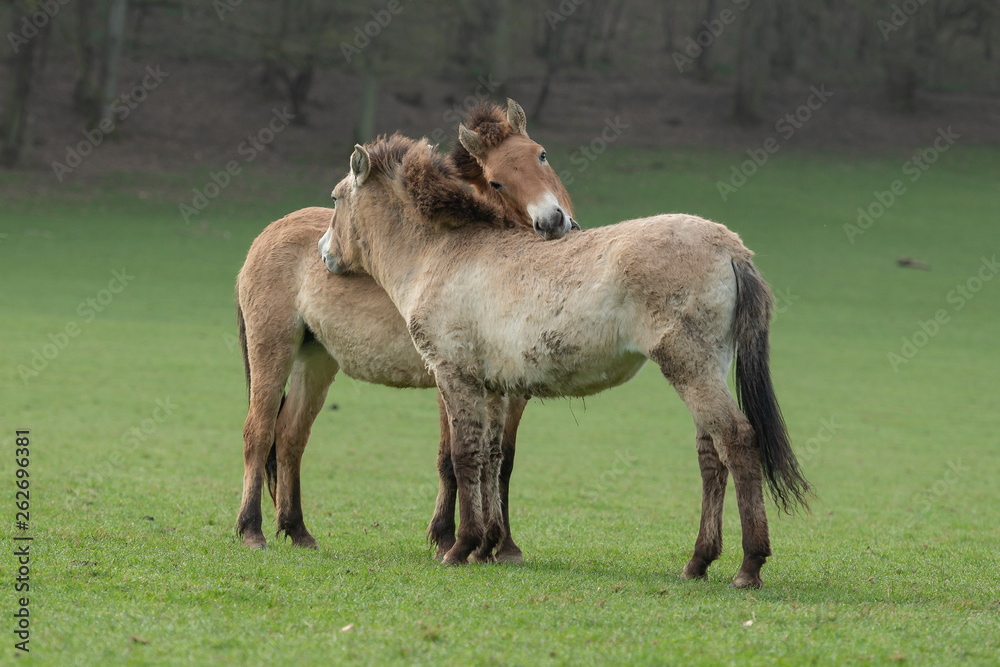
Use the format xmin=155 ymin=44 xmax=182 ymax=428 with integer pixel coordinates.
xmin=363 ymin=133 xmax=414 ymax=180
xmin=361 ymin=134 xmax=509 ymax=230
xmin=448 ymin=102 xmax=516 ymax=184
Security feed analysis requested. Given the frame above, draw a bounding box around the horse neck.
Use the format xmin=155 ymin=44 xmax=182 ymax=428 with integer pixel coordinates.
xmin=356 ymin=203 xmax=430 ymax=315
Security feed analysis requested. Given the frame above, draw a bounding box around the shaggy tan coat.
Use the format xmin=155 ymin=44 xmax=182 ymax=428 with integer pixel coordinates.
xmin=322 ymin=137 xmax=809 ymax=588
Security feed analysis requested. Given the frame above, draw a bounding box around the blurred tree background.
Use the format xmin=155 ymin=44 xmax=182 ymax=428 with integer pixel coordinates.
xmin=1 ymin=0 xmax=997 ymax=170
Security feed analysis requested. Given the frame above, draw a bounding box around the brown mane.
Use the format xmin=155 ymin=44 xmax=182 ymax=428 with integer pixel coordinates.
xmin=361 ymin=133 xmax=511 ymax=230
xmin=448 ymin=102 xmax=516 ymax=184
xmin=362 ymin=133 xmax=415 ymax=180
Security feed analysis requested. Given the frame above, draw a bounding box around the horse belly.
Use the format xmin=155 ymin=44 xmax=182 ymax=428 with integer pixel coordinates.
xmin=535 ymin=352 xmax=648 ymax=397
xmin=300 ymin=276 xmax=435 ymax=390
xmin=488 ymin=341 xmax=648 ymax=398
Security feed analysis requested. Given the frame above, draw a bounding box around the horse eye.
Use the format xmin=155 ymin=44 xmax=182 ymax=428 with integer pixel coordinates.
xmin=539 ymin=151 xmax=547 ymax=163
xmin=489 ymin=181 xmax=503 ymax=190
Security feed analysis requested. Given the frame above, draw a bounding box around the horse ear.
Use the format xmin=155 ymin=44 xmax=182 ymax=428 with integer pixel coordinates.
xmin=506 ymin=98 xmax=527 ymax=135
xmin=350 ymin=144 xmax=371 ymax=185
xmin=458 ymin=124 xmax=486 ymax=160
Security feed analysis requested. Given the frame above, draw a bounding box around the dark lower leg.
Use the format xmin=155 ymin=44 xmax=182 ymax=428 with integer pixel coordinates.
xmin=272 ymin=352 xmax=336 ymax=549
xmin=473 ymin=432 xmax=506 ymax=562
xmin=728 ymin=440 xmax=771 ymax=588
xmin=276 ymin=454 xmax=316 ymax=548
xmin=238 ymin=399 xmax=282 ymax=548
xmin=682 ymin=428 xmax=728 ymax=579
xmin=495 ymin=397 xmax=526 ymax=563
xmin=237 ymin=471 xmax=266 ymax=548
xmin=444 ymin=447 xmax=485 ymax=565
xmin=428 ymin=394 xmax=457 ymax=559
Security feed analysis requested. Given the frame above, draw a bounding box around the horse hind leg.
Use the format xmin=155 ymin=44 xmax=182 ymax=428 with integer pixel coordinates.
xmin=680 ymin=425 xmax=728 ymax=580
xmin=428 ymin=392 xmax=457 ymax=560
xmin=494 ymin=396 xmax=527 ymax=564
xmin=273 ymin=341 xmax=338 ymax=548
xmin=674 ymin=378 xmax=770 ymax=588
xmin=237 ymin=356 xmax=295 ymax=549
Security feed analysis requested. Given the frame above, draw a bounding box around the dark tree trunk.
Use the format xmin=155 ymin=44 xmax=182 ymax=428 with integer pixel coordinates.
xmin=732 ymin=0 xmax=774 ymax=126
xmin=98 ymin=0 xmax=128 ymax=122
xmin=694 ymin=0 xmax=719 ymax=82
xmin=72 ymin=0 xmax=99 ymax=120
xmin=770 ymin=0 xmax=797 ymax=77
xmin=1 ymin=1 xmax=50 ymax=167
xmin=355 ymin=50 xmax=380 ymax=144
xmin=532 ymin=5 xmax=568 ymax=122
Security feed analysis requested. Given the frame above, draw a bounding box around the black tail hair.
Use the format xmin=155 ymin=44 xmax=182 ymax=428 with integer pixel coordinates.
xmin=264 ymin=394 xmax=285 ymax=506
xmin=732 ymin=259 xmax=811 ymax=513
xmin=238 ymin=302 xmax=283 ymax=506
xmin=238 ymin=303 xmax=251 ymax=400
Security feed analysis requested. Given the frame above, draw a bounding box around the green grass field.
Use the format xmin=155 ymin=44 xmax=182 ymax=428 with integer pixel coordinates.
xmin=2 ymin=145 xmax=998 ymax=665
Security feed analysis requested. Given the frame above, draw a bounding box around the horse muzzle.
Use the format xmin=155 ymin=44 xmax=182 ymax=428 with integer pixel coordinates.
xmin=318 ymin=228 xmax=348 ymax=274
xmin=533 ymin=207 xmax=575 ymax=241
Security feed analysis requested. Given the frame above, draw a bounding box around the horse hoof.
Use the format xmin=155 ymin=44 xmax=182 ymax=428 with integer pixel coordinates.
xmin=469 ymin=551 xmax=497 ymax=564
xmin=433 ymin=543 xmax=454 ymax=562
xmin=441 ymin=545 xmax=471 ymax=566
xmin=730 ymin=572 xmax=763 ymax=589
xmin=680 ymin=561 xmax=709 ymax=581
xmin=241 ymin=534 xmax=267 ymax=550
xmin=495 ymin=548 xmax=524 ymax=564
xmin=292 ymin=537 xmax=318 ymax=550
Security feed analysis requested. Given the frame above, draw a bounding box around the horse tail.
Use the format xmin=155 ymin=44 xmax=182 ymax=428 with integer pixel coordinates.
xmin=237 ymin=302 xmax=251 ymax=400
xmin=264 ymin=393 xmax=285 ymax=506
xmin=732 ymin=258 xmax=810 ymax=514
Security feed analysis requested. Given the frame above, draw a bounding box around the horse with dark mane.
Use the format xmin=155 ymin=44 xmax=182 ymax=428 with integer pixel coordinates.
xmin=236 ymin=100 xmax=577 ymax=559
xmin=320 ymin=135 xmax=810 ymax=588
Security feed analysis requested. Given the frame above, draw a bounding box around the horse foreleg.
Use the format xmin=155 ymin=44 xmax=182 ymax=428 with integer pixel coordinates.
xmin=273 ymin=345 xmax=338 ymax=549
xmin=472 ymin=395 xmax=508 ymax=562
xmin=428 ymin=392 xmax=457 ymax=560
xmin=494 ymin=396 xmax=527 ymax=564
xmin=681 ymin=425 xmax=728 ymax=580
xmin=436 ymin=371 xmax=490 ymax=565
